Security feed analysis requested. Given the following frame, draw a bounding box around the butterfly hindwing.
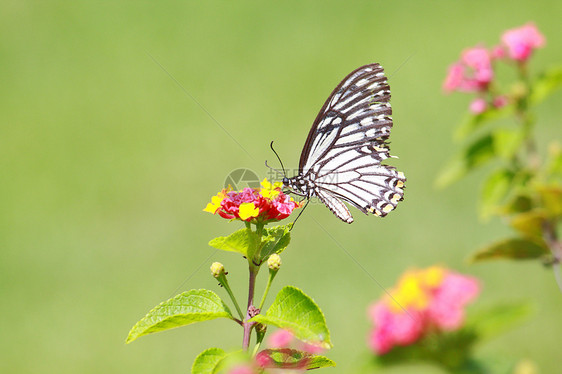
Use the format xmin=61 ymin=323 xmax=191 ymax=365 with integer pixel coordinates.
xmin=315 ymin=189 xmax=353 ymax=224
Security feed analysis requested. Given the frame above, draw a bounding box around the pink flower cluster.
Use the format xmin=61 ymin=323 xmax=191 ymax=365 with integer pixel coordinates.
xmin=368 ymin=266 xmax=480 ymax=355
xmin=443 ymin=22 xmax=545 ymax=114
xmin=227 ymin=329 xmax=323 ymax=373
xmin=266 ymin=329 xmax=324 ymax=355
xmin=204 ymin=179 xmax=300 ymax=223
xmin=501 ymin=23 xmax=546 ymax=61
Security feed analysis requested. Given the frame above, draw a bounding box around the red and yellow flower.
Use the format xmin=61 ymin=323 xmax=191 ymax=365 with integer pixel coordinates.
xmin=204 ymin=179 xmax=301 ymax=223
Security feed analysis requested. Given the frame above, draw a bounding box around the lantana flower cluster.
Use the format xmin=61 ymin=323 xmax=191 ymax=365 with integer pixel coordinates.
xmin=204 ymin=179 xmax=301 ymax=223
xmin=443 ymin=22 xmax=545 ymax=114
xmin=228 ymin=329 xmax=323 ymax=374
xmin=368 ymin=266 xmax=480 ymax=355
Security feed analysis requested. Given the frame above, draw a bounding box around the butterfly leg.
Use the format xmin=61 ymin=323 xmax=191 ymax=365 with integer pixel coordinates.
xmin=290 ymin=198 xmax=311 ymax=231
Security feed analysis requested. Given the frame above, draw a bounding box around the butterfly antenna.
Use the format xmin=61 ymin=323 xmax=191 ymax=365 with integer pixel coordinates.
xmin=269 ymin=141 xmax=287 ymax=177
xmin=264 ymin=160 xmax=284 ymax=176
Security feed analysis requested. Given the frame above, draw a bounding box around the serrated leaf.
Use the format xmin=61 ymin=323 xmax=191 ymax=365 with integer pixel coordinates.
xmin=466 ymin=302 xmax=533 ymax=342
xmin=256 ymin=349 xmax=336 ymax=370
xmin=192 ymin=348 xmax=226 ymax=374
xmin=208 ymin=228 xmax=260 ymax=257
xmin=529 ymin=65 xmax=562 ymax=105
xmin=510 ymin=211 xmax=546 ymax=239
xmin=250 ymin=286 xmax=332 ymax=349
xmin=126 ymin=289 xmax=233 ymax=343
xmin=468 ymin=238 xmax=548 ymax=263
xmin=260 ymin=224 xmax=292 ymax=262
xmin=455 ymin=106 xmax=514 ymax=140
xmin=480 ymin=169 xmax=515 ymax=218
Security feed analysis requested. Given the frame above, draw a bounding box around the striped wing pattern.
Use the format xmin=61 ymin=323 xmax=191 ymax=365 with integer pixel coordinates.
xmin=292 ymin=63 xmax=406 ymax=223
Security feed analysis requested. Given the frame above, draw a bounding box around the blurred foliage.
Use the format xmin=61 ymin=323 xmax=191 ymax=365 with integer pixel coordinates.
xmin=438 ymin=57 xmax=562 ymax=275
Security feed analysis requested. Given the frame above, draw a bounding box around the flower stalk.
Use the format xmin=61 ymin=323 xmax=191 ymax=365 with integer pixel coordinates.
xmin=211 ymin=262 xmax=244 ymax=320
xmin=259 ymin=254 xmax=281 ymax=310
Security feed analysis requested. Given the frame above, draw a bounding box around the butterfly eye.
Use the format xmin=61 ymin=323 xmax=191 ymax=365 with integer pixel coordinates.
xmin=282 ymin=177 xmax=289 ymax=186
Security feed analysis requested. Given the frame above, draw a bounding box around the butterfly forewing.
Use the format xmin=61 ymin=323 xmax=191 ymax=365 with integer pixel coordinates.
xmin=293 ymin=63 xmax=405 ymax=223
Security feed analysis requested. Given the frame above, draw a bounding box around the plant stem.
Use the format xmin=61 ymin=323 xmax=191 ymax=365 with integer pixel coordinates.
xmin=517 ymin=62 xmax=540 ymax=171
xmin=242 ymin=265 xmax=258 ymax=350
xmin=258 ymin=270 xmax=277 ymax=310
xmin=542 ymin=219 xmax=562 ymax=291
xmin=221 ymin=277 xmax=244 ymax=320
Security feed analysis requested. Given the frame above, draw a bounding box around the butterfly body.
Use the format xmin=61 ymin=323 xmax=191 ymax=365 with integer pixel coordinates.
xmin=283 ymin=63 xmax=406 ymax=223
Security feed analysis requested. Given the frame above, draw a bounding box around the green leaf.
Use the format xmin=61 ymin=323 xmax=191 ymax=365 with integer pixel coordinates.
xmin=436 ymin=134 xmax=495 ymax=188
xmin=209 ymin=350 xmax=248 ymax=374
xmin=467 ymin=238 xmax=549 ymax=263
xmin=500 ymin=193 xmax=534 ymax=215
xmin=126 ymin=289 xmax=234 ymax=343
xmin=208 ymin=228 xmax=260 ymax=257
xmin=492 ymin=128 xmax=523 ymax=160
xmin=250 ymin=286 xmax=332 ymax=349
xmin=480 ymin=169 xmax=515 ymax=218
xmin=257 ymin=349 xmax=336 ymax=370
xmin=466 ymin=302 xmax=533 ymax=342
xmin=259 ymin=224 xmax=292 ymax=262
xmin=436 ymin=130 xmax=523 ymax=188
xmin=192 ymin=348 xmax=226 ymax=374
xmin=455 ymin=105 xmax=514 ymax=140
xmin=537 ymin=185 xmax=562 ymax=217
xmin=546 ymin=142 xmax=562 ymax=179
xmin=510 ymin=210 xmax=546 ymax=239
xmin=529 ymin=65 xmax=562 ymax=105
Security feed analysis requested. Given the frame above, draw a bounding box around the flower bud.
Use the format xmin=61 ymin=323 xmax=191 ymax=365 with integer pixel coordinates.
xmin=210 ymin=262 xmax=225 ymax=278
xmin=267 ymin=254 xmax=282 ymax=271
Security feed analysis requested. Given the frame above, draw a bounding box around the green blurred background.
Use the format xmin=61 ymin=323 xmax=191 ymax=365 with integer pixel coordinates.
xmin=1 ymin=1 xmax=561 ymax=373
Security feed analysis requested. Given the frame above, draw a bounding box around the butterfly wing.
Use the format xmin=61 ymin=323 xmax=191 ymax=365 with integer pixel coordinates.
xmin=299 ymin=63 xmax=406 ymax=222
xmin=315 ymin=189 xmax=353 ymax=223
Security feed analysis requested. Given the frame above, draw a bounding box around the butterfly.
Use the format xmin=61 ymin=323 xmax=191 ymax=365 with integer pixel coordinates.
xmin=280 ymin=63 xmax=406 ymax=223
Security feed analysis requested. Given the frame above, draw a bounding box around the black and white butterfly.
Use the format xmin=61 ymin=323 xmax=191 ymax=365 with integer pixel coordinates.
xmin=279 ymin=63 xmax=406 ymax=223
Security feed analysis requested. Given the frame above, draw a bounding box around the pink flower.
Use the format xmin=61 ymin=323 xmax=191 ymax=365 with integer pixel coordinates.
xmin=367 ymin=302 xmax=423 ymax=354
xmin=267 ymin=329 xmax=294 ymax=348
xmin=229 ymin=365 xmax=256 ymax=374
xmin=443 ymin=46 xmax=494 ymax=94
xmin=443 ymin=63 xmax=465 ymax=93
xmin=204 ymin=179 xmax=301 ymax=223
xmin=367 ymin=267 xmax=481 ymax=355
xmin=300 ymin=342 xmax=324 ymax=354
xmin=255 ymin=353 xmax=274 ymax=368
xmin=493 ymin=95 xmax=508 ymax=108
xmin=266 ymin=329 xmax=325 ymax=355
xmin=469 ymin=98 xmax=487 ymax=114
xmin=462 ymin=46 xmax=493 ymax=78
xmin=501 ymin=22 xmax=545 ymax=61
xmin=369 ymin=324 xmax=393 ymax=354
xmin=428 ymin=272 xmax=479 ymax=330
xmin=435 ymin=272 xmax=480 ymax=306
